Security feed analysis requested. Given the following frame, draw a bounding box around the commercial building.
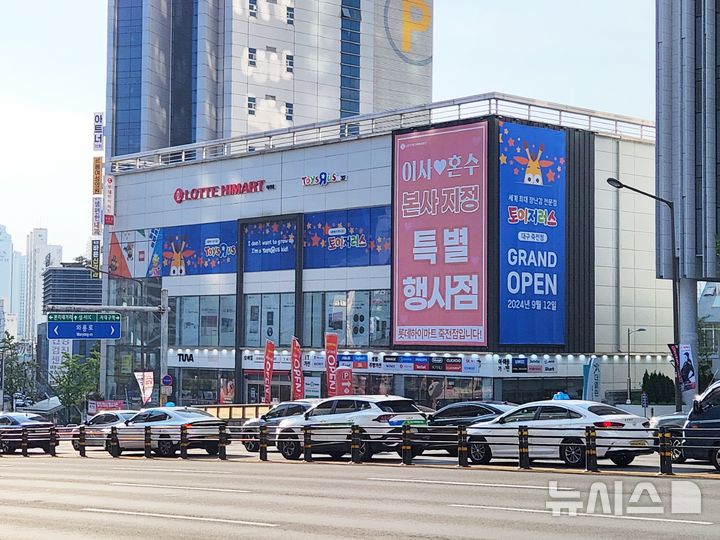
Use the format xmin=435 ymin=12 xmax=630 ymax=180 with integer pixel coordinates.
xmin=24 ymin=229 xmax=62 ymax=341
xmin=105 ymin=0 xmax=433 ymax=156
xmin=103 ymin=92 xmax=675 ymax=408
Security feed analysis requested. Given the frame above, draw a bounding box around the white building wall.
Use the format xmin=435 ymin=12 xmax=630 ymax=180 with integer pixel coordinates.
xmin=24 ymin=230 xmax=62 ymax=340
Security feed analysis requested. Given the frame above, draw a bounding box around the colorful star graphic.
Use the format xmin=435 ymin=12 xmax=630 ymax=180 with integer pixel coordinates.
xmin=311 ymin=234 xmax=321 ymax=247
xmin=499 ymin=154 xmax=507 ymax=165
xmin=559 ymin=157 xmax=565 ymax=165
xmin=323 ymin=223 xmax=330 ymax=236
xmin=546 ymin=170 xmax=556 ymax=182
xmin=508 ymin=138 xmax=515 ymax=147
xmin=513 ymin=167 xmax=519 ymax=175
xmin=504 ymin=128 xmax=509 ymax=135
xmin=272 ymin=223 xmax=279 ymax=233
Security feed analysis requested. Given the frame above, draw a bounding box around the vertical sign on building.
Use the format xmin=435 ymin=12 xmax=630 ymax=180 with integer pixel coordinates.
xmin=93 ymin=112 xmax=104 ymax=152
xmin=48 ymin=339 xmax=73 ymax=385
xmin=290 ymin=337 xmax=304 ymax=400
xmin=263 ymin=339 xmax=275 ymax=404
xmin=103 ymin=176 xmax=115 ymax=225
xmin=91 ymin=239 xmax=101 ymax=279
xmin=92 ymin=197 xmax=103 ymax=236
xmin=92 ymin=157 xmax=103 ymax=195
xmin=499 ymin=122 xmax=566 ymax=344
xmin=325 ymin=333 xmax=339 ymax=397
xmin=393 ymin=121 xmax=488 ymax=346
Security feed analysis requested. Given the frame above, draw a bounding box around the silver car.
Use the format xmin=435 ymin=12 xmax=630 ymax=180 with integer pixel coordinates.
xmin=106 ymin=407 xmax=228 ymax=457
xmin=70 ymin=410 xmax=138 ymax=451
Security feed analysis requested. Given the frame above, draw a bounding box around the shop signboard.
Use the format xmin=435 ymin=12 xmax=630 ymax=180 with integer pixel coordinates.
xmin=337 ymin=366 xmax=353 ymax=396
xmin=325 ymin=333 xmax=339 ymax=397
xmin=134 ymin=372 xmax=154 ymax=404
xmin=393 ymin=121 xmax=488 ymax=346
xmin=291 ymin=337 xmax=304 ymax=400
xmin=244 ymin=220 xmax=297 ymax=272
xmin=304 ymin=376 xmax=322 ymax=399
xmin=263 ymin=340 xmax=275 ymax=404
xmin=168 ymin=349 xmax=235 ymax=370
xmin=498 ymin=122 xmax=566 ymax=344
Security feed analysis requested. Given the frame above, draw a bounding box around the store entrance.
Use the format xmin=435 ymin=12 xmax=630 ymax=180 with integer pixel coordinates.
xmin=244 ymin=373 xmax=291 ymax=404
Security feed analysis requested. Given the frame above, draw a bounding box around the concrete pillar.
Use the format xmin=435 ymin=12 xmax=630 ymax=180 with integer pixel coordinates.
xmin=679 ymin=277 xmax=698 ymax=405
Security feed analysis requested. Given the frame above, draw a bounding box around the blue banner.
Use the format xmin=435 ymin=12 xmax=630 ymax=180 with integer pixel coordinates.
xmin=161 ymin=221 xmax=238 ymax=276
xmin=499 ymin=122 xmax=566 ymax=344
xmin=243 ymin=220 xmax=298 ymax=272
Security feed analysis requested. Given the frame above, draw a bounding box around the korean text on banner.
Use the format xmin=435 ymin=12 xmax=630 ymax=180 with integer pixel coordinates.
xmin=498 ymin=122 xmax=566 ymax=344
xmin=92 ymin=157 xmax=103 ymax=195
xmin=263 ymin=340 xmax=275 ymax=404
xmin=393 ymin=121 xmax=488 ymax=346
xmin=93 ymin=112 xmax=104 ymax=152
xmin=103 ymin=176 xmax=115 ymax=225
xmin=134 ymin=372 xmax=154 ymax=404
xmin=92 ymin=196 xmax=103 ymax=236
xmin=336 ymin=366 xmax=353 ymax=396
xmin=325 ymin=333 xmax=339 ymax=397
xmin=291 ymin=337 xmax=304 ymax=400
xmin=91 ymin=240 xmax=101 ymax=278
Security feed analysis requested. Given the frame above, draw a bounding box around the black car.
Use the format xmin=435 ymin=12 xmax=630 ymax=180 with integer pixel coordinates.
xmin=649 ymin=412 xmax=688 ymax=463
xmin=240 ymin=400 xmax=319 ymax=452
xmin=0 ymin=413 xmax=54 ymax=454
xmin=421 ymin=402 xmax=516 ymax=455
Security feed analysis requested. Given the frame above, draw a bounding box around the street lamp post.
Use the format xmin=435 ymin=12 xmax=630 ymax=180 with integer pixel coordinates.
xmin=626 ymin=327 xmax=646 ymax=404
xmin=607 ymin=177 xmax=682 ymax=411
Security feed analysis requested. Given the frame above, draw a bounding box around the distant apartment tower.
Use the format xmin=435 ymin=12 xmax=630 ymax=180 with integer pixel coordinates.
xmin=105 ymin=0 xmax=433 ymax=156
xmin=12 ymin=251 xmax=26 ymax=338
xmin=0 ymin=225 xmax=11 ymax=314
xmin=24 ymin=229 xmax=62 ymax=340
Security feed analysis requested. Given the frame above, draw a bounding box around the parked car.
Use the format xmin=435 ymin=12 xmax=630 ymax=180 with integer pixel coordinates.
xmin=682 ymin=380 xmax=720 ymax=470
xmin=105 ymin=407 xmax=228 ymax=457
xmin=0 ymin=412 xmax=54 ymax=454
xmin=240 ymin=400 xmax=319 ymax=452
xmin=70 ymin=410 xmax=138 ymax=451
xmin=648 ymin=412 xmax=688 ymax=463
xmin=421 ymin=401 xmax=515 ymax=455
xmin=275 ymin=395 xmax=427 ymax=461
xmin=467 ymin=400 xmax=653 ymax=467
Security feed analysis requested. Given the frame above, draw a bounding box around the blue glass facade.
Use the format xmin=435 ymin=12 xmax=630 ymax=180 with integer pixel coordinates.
xmin=340 ymin=0 xmax=361 ymax=119
xmin=114 ymin=0 xmax=142 ymax=156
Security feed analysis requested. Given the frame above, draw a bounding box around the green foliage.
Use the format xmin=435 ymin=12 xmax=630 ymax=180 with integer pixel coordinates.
xmin=641 ymin=370 xmax=675 ymax=404
xmin=52 ymin=348 xmax=100 ymax=409
xmin=0 ymin=332 xmax=37 ymax=400
xmin=696 ymin=316 xmax=716 ymax=393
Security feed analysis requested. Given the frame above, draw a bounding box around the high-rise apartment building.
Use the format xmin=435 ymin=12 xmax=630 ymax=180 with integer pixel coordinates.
xmin=105 ymin=0 xmax=433 ymax=156
xmin=0 ymin=225 xmax=12 ymax=314
xmin=12 ymin=251 xmax=26 ymax=338
xmin=24 ymin=229 xmax=62 ymax=340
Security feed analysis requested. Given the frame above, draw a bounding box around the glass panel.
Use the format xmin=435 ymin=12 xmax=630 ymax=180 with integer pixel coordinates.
xmin=324 ymin=292 xmax=347 ymax=346
xmin=244 ymin=294 xmax=261 ymax=347
xmin=219 ymin=295 xmax=236 ymax=347
xmin=168 ymin=297 xmax=178 ymax=346
xmin=199 ymin=296 xmax=219 ymax=347
xmin=179 ymin=296 xmax=199 ymax=346
xmin=346 ymin=290 xmax=369 ymax=347
xmin=369 ymin=290 xmax=390 ymax=346
xmin=261 ymin=293 xmax=280 ymax=343
xmin=280 ymin=293 xmax=295 ymax=346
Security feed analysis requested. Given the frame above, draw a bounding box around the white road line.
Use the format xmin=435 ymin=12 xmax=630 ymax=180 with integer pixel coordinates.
xmin=83 ymin=508 xmax=277 ymax=528
xmin=449 ymin=504 xmax=713 ymax=526
xmin=111 ymin=483 xmax=251 ymax=494
xmin=111 ymin=467 xmax=226 ymax=474
xmin=367 ymin=477 xmax=572 ymax=491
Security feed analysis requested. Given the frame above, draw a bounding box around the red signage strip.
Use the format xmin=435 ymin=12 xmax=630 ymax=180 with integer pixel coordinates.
xmin=263 ymin=339 xmax=275 ymax=404
xmin=291 ymin=337 xmax=304 ymax=400
xmin=173 ymin=180 xmax=264 ymax=204
xmin=325 ymin=333 xmax=339 ymax=398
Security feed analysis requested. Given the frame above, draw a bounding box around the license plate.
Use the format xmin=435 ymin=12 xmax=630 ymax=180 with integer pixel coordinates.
xmin=630 ymin=439 xmax=647 ymax=447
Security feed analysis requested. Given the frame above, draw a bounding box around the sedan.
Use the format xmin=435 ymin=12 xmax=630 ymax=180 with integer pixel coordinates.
xmin=648 ymin=412 xmax=689 ymax=463
xmin=106 ymin=407 xmax=228 ymax=457
xmin=0 ymin=413 xmax=54 ymax=454
xmin=467 ymin=400 xmax=653 ymax=467
xmin=240 ymin=400 xmax=319 ymax=452
xmin=70 ymin=410 xmax=138 ymax=450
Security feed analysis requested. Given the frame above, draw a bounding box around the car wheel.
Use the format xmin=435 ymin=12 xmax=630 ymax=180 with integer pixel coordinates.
xmin=328 ymin=451 xmax=346 ymax=460
xmin=155 ymin=438 xmax=177 ymax=458
xmin=0 ymin=441 xmax=16 ymax=454
xmin=396 ymin=446 xmax=424 ymax=458
xmin=243 ymin=439 xmax=260 ymax=453
xmin=560 ymin=438 xmax=586 ymax=468
xmin=610 ymin=454 xmax=635 ymax=467
xmin=468 ymin=438 xmax=492 ymax=465
xmin=105 ymin=438 xmax=122 ymax=456
xmin=41 ymin=444 xmax=52 ymax=455
xmin=278 ymin=432 xmax=302 ymax=461
xmin=670 ymin=435 xmax=686 ymax=464
xmin=71 ymin=437 xmax=81 ymax=452
xmin=205 ymin=443 xmax=219 ymax=456
xmin=710 ymin=445 xmax=720 ymax=472
xmin=357 ymin=431 xmax=373 ymax=462
xmin=446 ymin=448 xmax=459 ymax=457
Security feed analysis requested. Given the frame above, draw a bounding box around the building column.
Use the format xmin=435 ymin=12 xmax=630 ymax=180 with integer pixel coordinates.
xmin=679 ymin=277 xmax=698 ymax=405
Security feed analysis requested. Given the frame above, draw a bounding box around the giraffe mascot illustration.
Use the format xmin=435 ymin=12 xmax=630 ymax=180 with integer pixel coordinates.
xmin=164 ymin=240 xmax=195 ymax=276
xmin=513 ymin=141 xmax=554 ymax=185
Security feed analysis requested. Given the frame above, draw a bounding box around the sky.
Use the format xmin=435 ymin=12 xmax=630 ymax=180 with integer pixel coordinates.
xmin=0 ymin=0 xmax=655 ymax=259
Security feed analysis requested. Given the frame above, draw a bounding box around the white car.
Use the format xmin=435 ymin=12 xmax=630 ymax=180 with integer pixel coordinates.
xmin=70 ymin=410 xmax=138 ymax=450
xmin=467 ymin=400 xmax=653 ymax=467
xmin=275 ymin=395 xmax=427 ymax=461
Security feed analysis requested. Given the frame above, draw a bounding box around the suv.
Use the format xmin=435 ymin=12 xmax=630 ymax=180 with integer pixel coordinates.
xmin=683 ymin=380 xmax=720 ymax=469
xmin=240 ymin=400 xmax=319 ymax=452
xmin=275 ymin=395 xmax=426 ymax=461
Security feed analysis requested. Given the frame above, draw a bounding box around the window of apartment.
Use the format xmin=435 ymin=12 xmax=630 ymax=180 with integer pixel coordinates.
xmin=285 ymin=102 xmax=294 ymax=121
xmin=266 ymin=45 xmax=277 ymax=54
xmin=249 ymin=0 xmax=257 ymax=17
xmin=287 ymin=6 xmax=294 ymax=25
xmin=248 ymin=96 xmax=256 ymax=115
xmin=265 ymin=94 xmax=276 ymax=101
xmin=286 ymin=54 xmax=294 ymax=73
xmin=248 ymin=47 xmax=257 ymax=67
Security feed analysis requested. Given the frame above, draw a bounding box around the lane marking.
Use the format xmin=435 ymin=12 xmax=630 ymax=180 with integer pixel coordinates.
xmin=368 ymin=477 xmax=573 ymax=491
xmin=83 ymin=508 xmax=276 ymax=527
xmin=111 ymin=483 xmax=251 ymax=493
xmin=449 ymin=504 xmax=713 ymax=526
xmin=111 ymin=467 xmax=227 ymax=474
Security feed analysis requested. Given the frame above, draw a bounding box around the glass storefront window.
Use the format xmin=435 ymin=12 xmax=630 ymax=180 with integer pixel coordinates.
xmin=279 ymin=293 xmax=295 ymax=346
xmin=261 ymin=293 xmax=280 ymax=343
xmin=303 ymin=292 xmax=323 ymax=348
xmin=325 ymin=291 xmax=347 ymax=347
xmin=243 ymin=293 xmax=294 ymax=347
xmin=369 ymin=290 xmax=390 ymax=347
xmin=219 ymin=370 xmax=236 ymax=404
xmin=179 ymin=296 xmax=199 ymax=346
xmin=219 ymin=295 xmax=236 ymax=347
xmin=199 ymin=296 xmax=219 ymax=347
xmin=180 ymin=368 xmax=220 ymax=406
xmin=168 ymin=297 xmax=178 ymax=346
xmin=244 ymin=294 xmax=261 ymax=347
xmin=346 ymin=290 xmax=369 ymax=347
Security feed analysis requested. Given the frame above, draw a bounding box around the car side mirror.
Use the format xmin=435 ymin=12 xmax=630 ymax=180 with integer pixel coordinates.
xmin=427 ymin=414 xmax=434 ymax=421
xmin=304 ymin=412 xmax=310 ymax=420
xmin=84 ymin=420 xmax=90 ymax=426
xmin=260 ymin=415 xmax=267 ymax=421
xmin=125 ymin=420 xmax=130 ymax=426
xmin=692 ymin=400 xmax=701 ymax=415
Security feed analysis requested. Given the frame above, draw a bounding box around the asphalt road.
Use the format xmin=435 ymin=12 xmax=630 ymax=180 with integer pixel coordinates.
xmin=0 ymin=444 xmax=718 ymax=540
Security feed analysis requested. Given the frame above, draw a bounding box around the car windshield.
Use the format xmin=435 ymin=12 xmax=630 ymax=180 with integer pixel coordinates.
xmin=587 ymin=405 xmax=628 ymax=416
xmin=377 ymin=400 xmax=419 ymax=413
xmin=119 ymin=412 xmax=136 ymax=421
xmin=173 ymin=409 xmax=215 ymax=419
xmin=13 ymin=414 xmax=47 ymax=423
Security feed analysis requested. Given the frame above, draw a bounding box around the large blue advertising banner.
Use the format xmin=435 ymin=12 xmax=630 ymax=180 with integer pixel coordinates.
xmin=499 ymin=122 xmax=566 ymax=344
xmin=161 ymin=221 xmax=238 ymax=276
xmin=243 ymin=220 xmax=298 ymax=272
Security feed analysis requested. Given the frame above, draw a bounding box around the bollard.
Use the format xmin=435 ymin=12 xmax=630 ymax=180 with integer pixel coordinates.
xmin=659 ymin=428 xmax=674 ymax=475
xmin=585 ymin=426 xmax=598 ymax=472
xmin=303 ymin=426 xmax=313 ymax=462
xmin=401 ymin=424 xmax=413 ymax=465
xmin=0 ymin=432 xmax=3 ymax=457
xmin=457 ymin=425 xmax=469 ymax=468
xmin=180 ymin=425 xmax=189 ymax=459
xmin=144 ymin=426 xmax=152 ymax=458
xmin=518 ymin=425 xmax=531 ymax=469
xmin=110 ymin=426 xmax=120 ymax=458
xmin=259 ymin=425 xmax=269 ymax=462
xmin=21 ymin=427 xmax=29 ymax=457
xmin=218 ymin=425 xmax=227 ymax=461
xmin=49 ymin=427 xmax=57 ymax=457
xmin=351 ymin=424 xmax=361 ymax=464
xmin=79 ymin=426 xmax=87 ymax=457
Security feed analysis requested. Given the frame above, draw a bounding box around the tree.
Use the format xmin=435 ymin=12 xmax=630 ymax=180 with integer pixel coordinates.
xmin=1 ymin=332 xmax=37 ymax=406
xmin=52 ymin=349 xmax=100 ymax=414
xmin=696 ymin=316 xmax=716 ymax=392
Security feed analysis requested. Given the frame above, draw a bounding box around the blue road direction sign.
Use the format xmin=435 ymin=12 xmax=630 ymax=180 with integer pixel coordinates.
xmin=48 ymin=313 xmax=121 ymax=340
